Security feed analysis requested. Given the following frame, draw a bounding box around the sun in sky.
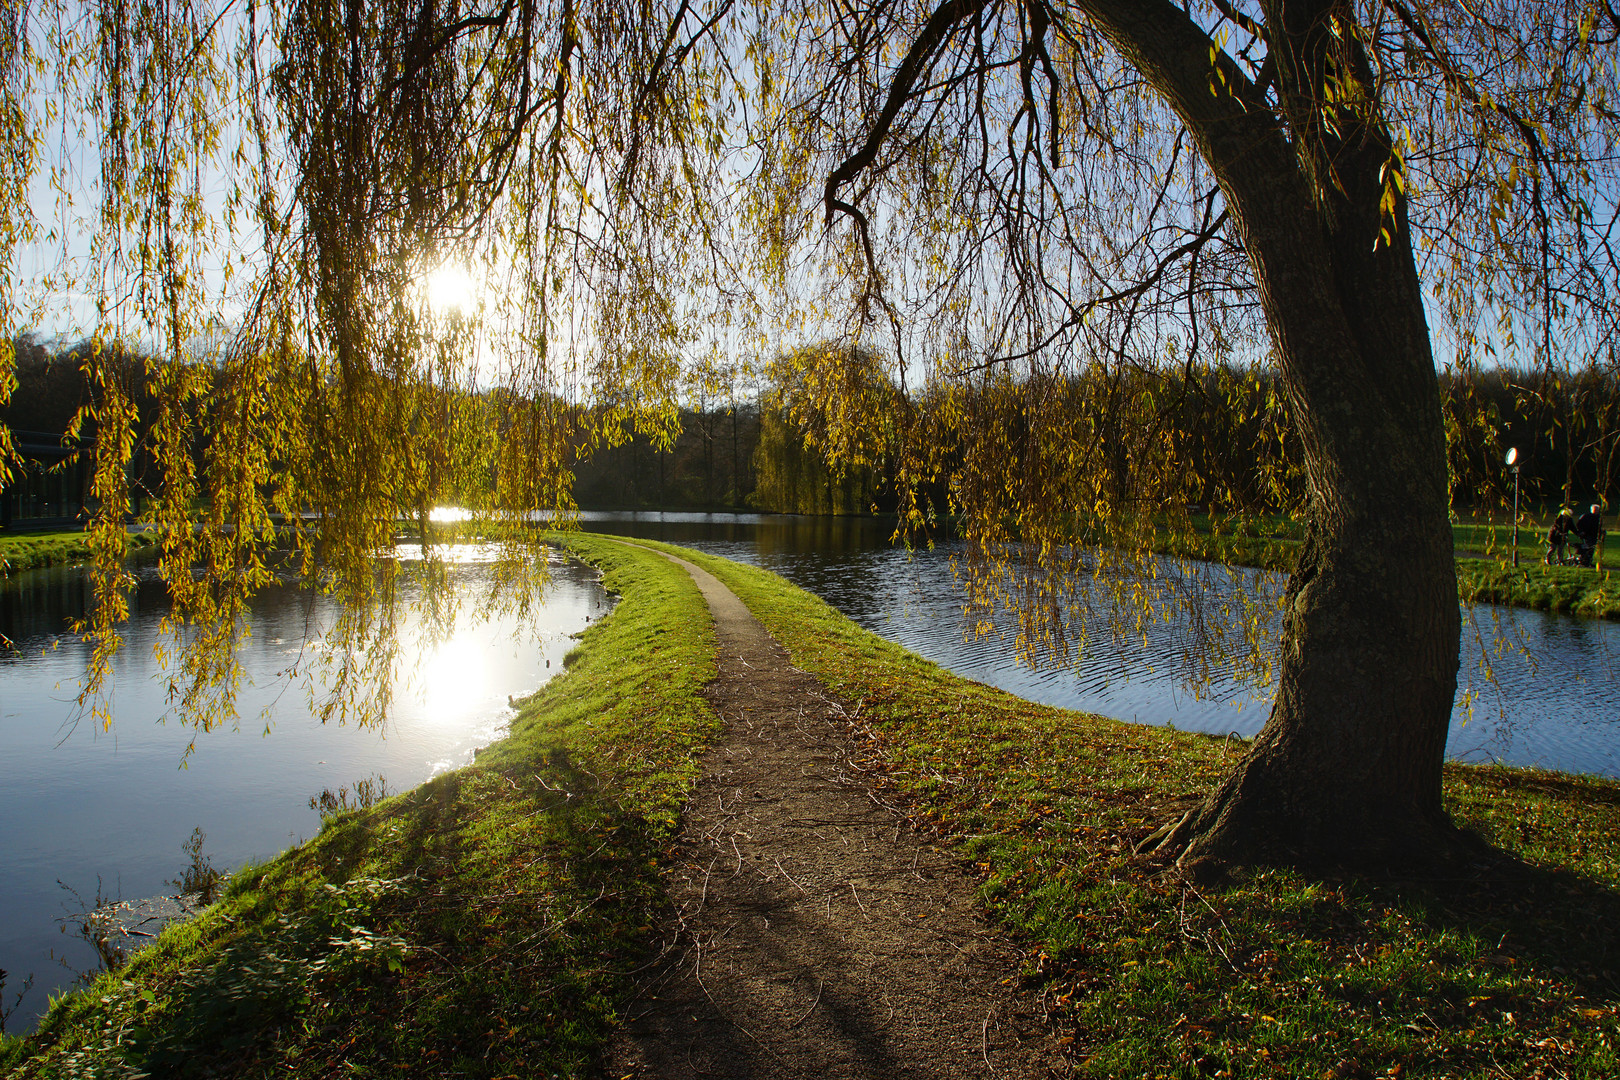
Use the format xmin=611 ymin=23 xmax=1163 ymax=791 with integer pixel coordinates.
xmin=421 ymin=261 xmax=480 ymax=316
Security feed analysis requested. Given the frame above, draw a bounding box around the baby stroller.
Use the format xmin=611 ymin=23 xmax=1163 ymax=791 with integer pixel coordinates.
xmin=1574 ymin=504 xmax=1605 ymax=567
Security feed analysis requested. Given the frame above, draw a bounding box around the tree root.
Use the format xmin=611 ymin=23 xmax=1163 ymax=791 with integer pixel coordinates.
xmin=1141 ymin=783 xmax=1508 ymax=882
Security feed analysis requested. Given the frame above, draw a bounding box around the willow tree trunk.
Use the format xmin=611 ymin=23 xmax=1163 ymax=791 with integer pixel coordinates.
xmin=1085 ymin=0 xmax=1468 ymax=870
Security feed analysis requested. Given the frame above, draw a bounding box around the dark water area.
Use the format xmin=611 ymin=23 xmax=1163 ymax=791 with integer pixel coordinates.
xmin=579 ymin=510 xmax=1620 ymax=778
xmin=0 ymin=546 xmax=609 ymax=1030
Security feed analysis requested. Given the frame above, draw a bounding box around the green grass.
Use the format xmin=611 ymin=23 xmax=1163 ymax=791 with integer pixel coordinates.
xmin=637 ymin=538 xmax=1620 ymax=1080
xmin=1451 ymin=516 xmax=1601 ymax=560
xmin=1158 ymin=516 xmax=1300 ymax=572
xmin=7 ymin=534 xmax=1620 ymax=1078
xmin=0 ymin=535 xmax=721 ymax=1078
xmin=0 ymin=530 xmax=158 ymax=577
xmin=1161 ymin=512 xmax=1619 ymax=619
xmin=1456 ymin=559 xmax=1620 ymax=618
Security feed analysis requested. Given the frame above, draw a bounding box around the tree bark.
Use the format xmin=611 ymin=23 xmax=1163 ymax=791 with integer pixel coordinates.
xmin=1079 ymin=0 xmax=1470 ymax=870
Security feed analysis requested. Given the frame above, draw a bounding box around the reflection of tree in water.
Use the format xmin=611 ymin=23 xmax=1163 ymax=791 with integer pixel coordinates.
xmin=0 ymin=561 xmax=164 ymax=655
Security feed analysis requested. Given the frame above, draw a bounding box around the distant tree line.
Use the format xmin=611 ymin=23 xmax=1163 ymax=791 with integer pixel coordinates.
xmin=750 ymin=406 xmax=890 ymax=515
xmin=572 ymin=403 xmax=762 ymax=510
xmin=1 ymin=335 xmax=168 ymax=524
xmin=1442 ymin=368 xmax=1620 ymax=514
xmin=749 ymin=350 xmax=1620 ymax=523
xmin=1 ymin=335 xmax=168 ymax=445
xmin=1 ymin=335 xmax=506 ymax=525
xmin=7 ymin=336 xmax=1616 ymax=523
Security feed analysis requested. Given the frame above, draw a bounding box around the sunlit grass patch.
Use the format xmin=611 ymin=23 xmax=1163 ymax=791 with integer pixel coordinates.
xmin=1455 ymin=560 xmax=1619 ymax=618
xmin=1157 ymin=515 xmax=1619 ymax=618
xmin=664 ymin=540 xmax=1620 ymax=1080
xmin=0 ymin=536 xmax=719 ymax=1078
xmin=1154 ymin=512 xmax=1618 ymax=619
xmin=0 ymin=530 xmax=158 ymax=579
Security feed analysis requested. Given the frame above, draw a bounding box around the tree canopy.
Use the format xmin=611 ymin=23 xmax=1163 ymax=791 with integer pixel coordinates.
xmin=1 ymin=0 xmax=1617 ymax=868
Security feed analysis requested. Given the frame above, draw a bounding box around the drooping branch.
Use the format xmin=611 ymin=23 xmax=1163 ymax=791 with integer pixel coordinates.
xmin=822 ymin=0 xmax=990 ymax=262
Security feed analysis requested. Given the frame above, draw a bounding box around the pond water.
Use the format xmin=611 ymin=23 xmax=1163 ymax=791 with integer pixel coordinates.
xmin=578 ymin=510 xmax=1620 ymax=778
xmin=0 ymin=545 xmax=610 ymax=1030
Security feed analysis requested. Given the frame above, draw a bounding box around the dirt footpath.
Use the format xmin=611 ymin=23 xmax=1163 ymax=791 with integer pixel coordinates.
xmin=604 ymin=550 xmax=1066 ymax=1079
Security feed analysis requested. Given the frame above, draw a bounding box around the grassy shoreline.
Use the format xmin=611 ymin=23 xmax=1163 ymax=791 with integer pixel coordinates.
xmin=5 ymin=536 xmax=1620 ymax=1078
xmin=645 ymin=538 xmax=1620 ymax=1080
xmin=1453 ymin=558 xmax=1620 ymax=618
xmin=0 ymin=530 xmax=158 ymax=577
xmin=1164 ymin=520 xmax=1619 ymax=619
xmin=1 ymin=536 xmax=721 ymax=1077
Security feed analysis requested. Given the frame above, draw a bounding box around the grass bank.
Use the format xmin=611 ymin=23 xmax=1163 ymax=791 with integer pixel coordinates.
xmin=1161 ymin=514 xmax=1620 ymax=619
xmin=0 ymin=536 xmax=721 ymax=1078
xmin=0 ymin=530 xmax=157 ymax=577
xmin=1454 ymin=559 xmax=1620 ymax=618
xmin=626 ymin=538 xmax=1620 ymax=1080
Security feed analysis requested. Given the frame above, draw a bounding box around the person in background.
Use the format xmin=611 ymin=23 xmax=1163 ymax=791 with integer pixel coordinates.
xmin=1546 ymin=509 xmax=1575 ymax=565
xmin=1574 ymin=503 xmax=1605 ymax=567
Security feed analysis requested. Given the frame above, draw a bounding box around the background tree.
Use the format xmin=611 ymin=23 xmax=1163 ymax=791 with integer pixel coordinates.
xmin=1441 ymin=365 xmax=1620 ymax=516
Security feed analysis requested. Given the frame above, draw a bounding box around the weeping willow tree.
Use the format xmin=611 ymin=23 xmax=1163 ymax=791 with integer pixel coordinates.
xmin=0 ymin=0 xmax=731 ymax=738
xmin=746 ymin=0 xmax=1620 ymax=872
xmin=753 ymin=343 xmax=906 ymax=514
xmin=0 ymin=0 xmax=1616 ymax=869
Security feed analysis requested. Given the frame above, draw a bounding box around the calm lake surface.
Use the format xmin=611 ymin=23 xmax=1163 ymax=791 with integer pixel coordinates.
xmin=0 ymin=545 xmax=610 ymax=1029
xmin=579 ymin=510 xmax=1620 ymax=777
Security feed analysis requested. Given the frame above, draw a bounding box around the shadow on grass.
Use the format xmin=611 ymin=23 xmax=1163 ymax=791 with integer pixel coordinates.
xmin=1470 ymin=767 xmax=1620 ymax=809
xmin=1401 ymin=853 xmax=1620 ymax=994
xmin=96 ymin=747 xmax=667 ymax=1079
xmin=1147 ymin=850 xmax=1620 ymax=1078
xmin=1063 ymin=806 xmax=1620 ymax=1078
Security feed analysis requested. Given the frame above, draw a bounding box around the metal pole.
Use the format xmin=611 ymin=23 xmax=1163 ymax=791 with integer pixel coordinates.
xmin=1511 ymin=465 xmax=1521 ymax=567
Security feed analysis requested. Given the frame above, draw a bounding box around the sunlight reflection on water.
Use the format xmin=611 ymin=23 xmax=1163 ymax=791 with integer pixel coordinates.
xmin=0 ymin=544 xmax=609 ymax=1028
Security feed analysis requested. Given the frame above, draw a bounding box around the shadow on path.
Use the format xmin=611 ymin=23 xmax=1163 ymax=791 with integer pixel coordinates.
xmin=604 ymin=549 xmax=1065 ymax=1079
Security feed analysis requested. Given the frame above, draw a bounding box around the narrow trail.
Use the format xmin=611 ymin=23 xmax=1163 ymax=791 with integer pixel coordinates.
xmin=605 ymin=549 xmax=1065 ymax=1079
